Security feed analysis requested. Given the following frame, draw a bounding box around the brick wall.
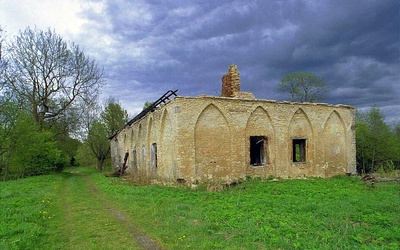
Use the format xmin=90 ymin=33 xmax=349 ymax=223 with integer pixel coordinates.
xmin=221 ymin=65 xmax=241 ymax=97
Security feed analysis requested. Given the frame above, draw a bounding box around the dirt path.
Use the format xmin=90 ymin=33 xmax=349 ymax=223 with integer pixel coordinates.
xmin=59 ymin=170 xmax=164 ymax=250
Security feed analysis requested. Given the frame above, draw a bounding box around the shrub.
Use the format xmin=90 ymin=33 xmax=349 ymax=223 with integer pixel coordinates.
xmin=3 ymin=114 xmax=66 ymax=180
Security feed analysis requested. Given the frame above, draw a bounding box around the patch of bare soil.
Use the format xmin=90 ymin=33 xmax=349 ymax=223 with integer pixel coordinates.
xmin=83 ymin=175 xmax=164 ymax=250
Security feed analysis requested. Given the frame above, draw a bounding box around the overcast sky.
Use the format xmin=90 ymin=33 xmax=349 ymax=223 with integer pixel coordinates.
xmin=1 ymin=0 xmax=399 ymax=122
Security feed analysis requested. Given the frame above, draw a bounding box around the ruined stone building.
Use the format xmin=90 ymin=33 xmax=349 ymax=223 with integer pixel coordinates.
xmin=110 ymin=65 xmax=356 ymax=184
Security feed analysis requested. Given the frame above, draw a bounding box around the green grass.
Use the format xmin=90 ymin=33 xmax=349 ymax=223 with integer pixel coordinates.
xmin=0 ymin=169 xmax=141 ymax=250
xmin=1 ymin=168 xmax=399 ymax=249
xmin=93 ymin=175 xmax=400 ymax=249
xmin=53 ymin=171 xmax=141 ymax=249
xmin=0 ymin=174 xmax=61 ymax=249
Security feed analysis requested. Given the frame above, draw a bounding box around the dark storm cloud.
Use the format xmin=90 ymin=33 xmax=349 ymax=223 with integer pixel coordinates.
xmin=78 ymin=0 xmax=399 ymax=121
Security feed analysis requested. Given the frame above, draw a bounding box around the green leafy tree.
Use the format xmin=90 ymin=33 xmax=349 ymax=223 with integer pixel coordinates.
xmin=391 ymin=121 xmax=400 ymax=168
xmin=0 ymin=97 xmax=20 ymax=179
xmin=75 ymin=142 xmax=97 ymax=167
xmin=356 ymin=107 xmax=400 ymax=173
xmin=393 ymin=121 xmax=400 ymax=140
xmin=1 ymin=105 xmax=65 ymax=180
xmin=0 ymin=27 xmax=100 ymax=179
xmin=101 ymin=98 xmax=128 ymax=136
xmin=86 ymin=99 xmax=128 ymax=171
xmin=9 ymin=120 xmax=65 ymax=178
xmin=278 ymin=71 xmax=328 ymax=102
xmin=87 ymin=121 xmax=110 ymax=171
xmin=56 ymin=136 xmax=81 ymax=166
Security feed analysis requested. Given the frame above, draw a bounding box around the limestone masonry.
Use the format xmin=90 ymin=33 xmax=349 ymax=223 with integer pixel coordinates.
xmin=110 ymin=65 xmax=356 ymax=184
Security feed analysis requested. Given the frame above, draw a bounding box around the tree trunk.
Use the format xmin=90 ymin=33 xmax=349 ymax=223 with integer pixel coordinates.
xmin=97 ymin=157 xmax=105 ymax=172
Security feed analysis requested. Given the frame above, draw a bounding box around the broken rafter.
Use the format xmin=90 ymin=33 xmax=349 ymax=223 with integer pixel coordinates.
xmin=127 ymin=89 xmax=178 ymax=126
xmin=108 ymin=89 xmax=178 ymax=139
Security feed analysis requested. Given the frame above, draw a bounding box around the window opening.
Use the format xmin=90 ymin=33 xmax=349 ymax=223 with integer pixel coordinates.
xmin=293 ymin=139 xmax=306 ymax=162
xmin=150 ymin=143 xmax=158 ymax=171
xmin=250 ymin=136 xmax=267 ymax=166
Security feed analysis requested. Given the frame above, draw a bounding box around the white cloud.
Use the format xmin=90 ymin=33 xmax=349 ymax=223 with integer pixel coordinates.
xmin=0 ymin=0 xmax=85 ymax=39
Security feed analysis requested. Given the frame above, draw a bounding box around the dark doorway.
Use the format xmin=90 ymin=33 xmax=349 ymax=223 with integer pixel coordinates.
xmin=250 ymin=136 xmax=267 ymax=166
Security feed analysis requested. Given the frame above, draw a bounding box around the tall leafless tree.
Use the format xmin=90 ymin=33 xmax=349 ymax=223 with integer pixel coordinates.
xmin=2 ymin=27 xmax=104 ymax=132
xmin=0 ymin=27 xmax=3 ymax=62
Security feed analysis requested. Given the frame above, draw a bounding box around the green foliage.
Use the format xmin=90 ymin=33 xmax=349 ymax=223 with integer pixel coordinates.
xmin=0 ymin=98 xmax=19 ymax=176
xmin=1 ymin=100 xmax=66 ymax=180
xmin=1 ymin=26 xmax=104 ymax=180
xmin=376 ymin=161 xmax=395 ymax=176
xmin=3 ymin=113 xmax=65 ymax=180
xmin=87 ymin=121 xmax=110 ymax=171
xmin=394 ymin=121 xmax=400 ymax=139
xmin=54 ymin=135 xmax=81 ymax=166
xmin=75 ymin=142 xmax=97 ymax=167
xmin=278 ymin=71 xmax=328 ymax=102
xmin=356 ymin=107 xmax=400 ymax=173
xmin=101 ymin=97 xmax=128 ymax=137
xmin=87 ymin=98 xmax=128 ymax=171
xmin=143 ymin=101 xmax=154 ymax=110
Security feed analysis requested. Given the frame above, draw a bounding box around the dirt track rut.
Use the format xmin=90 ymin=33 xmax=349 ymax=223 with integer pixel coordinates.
xmin=61 ymin=170 xmax=163 ymax=250
xmin=83 ymin=174 xmax=163 ymax=250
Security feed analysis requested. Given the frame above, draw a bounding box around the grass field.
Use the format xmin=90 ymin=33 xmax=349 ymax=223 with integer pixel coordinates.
xmin=1 ymin=167 xmax=399 ymax=249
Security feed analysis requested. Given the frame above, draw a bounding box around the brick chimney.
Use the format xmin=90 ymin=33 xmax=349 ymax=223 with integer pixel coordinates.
xmin=221 ymin=65 xmax=240 ymax=97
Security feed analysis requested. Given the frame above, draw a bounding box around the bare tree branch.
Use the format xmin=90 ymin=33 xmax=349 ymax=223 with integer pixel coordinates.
xmin=2 ymin=27 xmax=104 ymax=132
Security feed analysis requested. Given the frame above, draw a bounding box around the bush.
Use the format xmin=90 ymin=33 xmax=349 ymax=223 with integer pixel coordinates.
xmin=376 ymin=161 xmax=395 ymax=175
xmin=2 ymin=114 xmax=66 ymax=180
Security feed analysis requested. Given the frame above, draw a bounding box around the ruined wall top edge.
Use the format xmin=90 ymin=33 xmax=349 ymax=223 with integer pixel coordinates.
xmin=174 ymin=95 xmax=355 ymax=110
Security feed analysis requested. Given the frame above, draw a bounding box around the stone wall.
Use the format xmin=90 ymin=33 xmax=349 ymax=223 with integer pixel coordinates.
xmin=109 ymin=65 xmax=356 ymax=184
xmin=110 ymin=102 xmax=180 ymax=182
xmin=110 ymin=95 xmax=356 ymax=184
